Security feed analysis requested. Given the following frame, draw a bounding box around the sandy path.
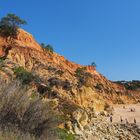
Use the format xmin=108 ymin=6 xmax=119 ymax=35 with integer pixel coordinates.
xmin=113 ymin=104 xmax=140 ymax=126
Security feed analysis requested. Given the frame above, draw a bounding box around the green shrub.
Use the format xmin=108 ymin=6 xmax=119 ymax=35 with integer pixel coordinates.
xmin=94 ymin=83 xmax=103 ymax=90
xmin=0 ymin=59 xmax=4 ymax=71
xmin=45 ymin=44 xmax=54 ymax=53
xmin=75 ymin=67 xmax=92 ymax=87
xmin=13 ymin=67 xmax=41 ymax=85
xmin=55 ymin=128 xmax=75 ymax=140
xmin=63 ymin=80 xmax=72 ymax=91
xmin=55 ymin=70 xmax=64 ymax=76
xmin=47 ymin=66 xmax=57 ymax=71
xmin=91 ymin=62 xmax=97 ymax=67
xmin=48 ymin=78 xmax=72 ymax=91
xmin=48 ymin=77 xmax=63 ymax=88
xmin=13 ymin=67 xmax=34 ymax=84
xmin=0 ymin=57 xmax=5 ymax=63
xmin=41 ymin=43 xmax=54 ymax=53
xmin=75 ymin=67 xmax=86 ymax=78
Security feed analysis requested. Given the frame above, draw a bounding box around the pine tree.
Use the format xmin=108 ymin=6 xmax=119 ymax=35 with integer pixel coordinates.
xmin=0 ymin=13 xmax=27 ymax=38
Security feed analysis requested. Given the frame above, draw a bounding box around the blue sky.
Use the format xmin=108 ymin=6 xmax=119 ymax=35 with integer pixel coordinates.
xmin=0 ymin=0 xmax=140 ymax=81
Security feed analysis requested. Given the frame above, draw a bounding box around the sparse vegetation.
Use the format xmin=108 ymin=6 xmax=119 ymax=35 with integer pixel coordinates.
xmin=45 ymin=44 xmax=54 ymax=53
xmin=75 ymin=67 xmax=86 ymax=78
xmin=56 ymin=70 xmax=64 ymax=76
xmin=13 ymin=67 xmax=40 ymax=84
xmin=41 ymin=43 xmax=54 ymax=53
xmin=114 ymin=80 xmax=140 ymax=90
xmin=55 ymin=128 xmax=75 ymax=140
xmin=95 ymin=83 xmax=103 ymax=90
xmin=13 ymin=67 xmax=35 ymax=84
xmin=0 ymin=13 xmax=27 ymax=38
xmin=0 ymin=57 xmax=6 ymax=63
xmin=48 ymin=77 xmax=63 ymax=88
xmin=91 ymin=62 xmax=97 ymax=67
xmin=0 ymin=80 xmax=64 ymax=139
xmin=0 ymin=128 xmax=37 ymax=140
xmin=63 ymin=80 xmax=72 ymax=91
xmin=48 ymin=77 xmax=72 ymax=91
xmin=37 ymin=84 xmax=52 ymax=95
xmin=75 ymin=67 xmax=92 ymax=87
xmin=0 ymin=57 xmax=5 ymax=70
xmin=40 ymin=43 xmax=45 ymax=48
xmin=47 ymin=66 xmax=57 ymax=71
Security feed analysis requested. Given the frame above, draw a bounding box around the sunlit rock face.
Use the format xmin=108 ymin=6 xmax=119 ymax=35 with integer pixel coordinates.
xmin=0 ymin=28 xmax=42 ymax=57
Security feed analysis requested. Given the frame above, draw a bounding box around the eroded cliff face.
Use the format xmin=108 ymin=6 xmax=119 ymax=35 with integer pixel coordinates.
xmin=0 ymin=29 xmax=140 ymax=139
xmin=0 ymin=29 xmax=139 ymax=109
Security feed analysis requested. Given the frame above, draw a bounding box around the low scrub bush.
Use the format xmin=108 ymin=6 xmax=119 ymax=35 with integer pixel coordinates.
xmin=48 ymin=77 xmax=63 ymax=88
xmin=63 ymin=80 xmax=72 ymax=91
xmin=94 ymin=83 xmax=103 ymax=90
xmin=0 ymin=57 xmax=6 ymax=63
xmin=0 ymin=80 xmax=64 ymax=139
xmin=48 ymin=78 xmax=72 ymax=91
xmin=0 ymin=128 xmax=37 ymax=140
xmin=75 ymin=67 xmax=92 ymax=87
xmin=55 ymin=70 xmax=64 ymax=76
xmin=55 ymin=128 xmax=75 ymax=140
xmin=13 ymin=67 xmax=40 ymax=84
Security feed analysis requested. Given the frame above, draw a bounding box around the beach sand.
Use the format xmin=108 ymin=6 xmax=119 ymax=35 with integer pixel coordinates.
xmin=113 ymin=104 xmax=140 ymax=126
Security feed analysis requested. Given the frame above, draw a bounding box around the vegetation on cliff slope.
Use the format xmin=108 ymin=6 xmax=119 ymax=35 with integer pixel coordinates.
xmin=41 ymin=43 xmax=54 ymax=53
xmin=0 ymin=79 xmax=75 ymax=139
xmin=114 ymin=80 xmax=140 ymax=90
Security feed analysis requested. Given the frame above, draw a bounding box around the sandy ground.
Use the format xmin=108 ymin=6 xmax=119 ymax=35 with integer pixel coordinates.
xmin=112 ymin=104 xmax=140 ymax=126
